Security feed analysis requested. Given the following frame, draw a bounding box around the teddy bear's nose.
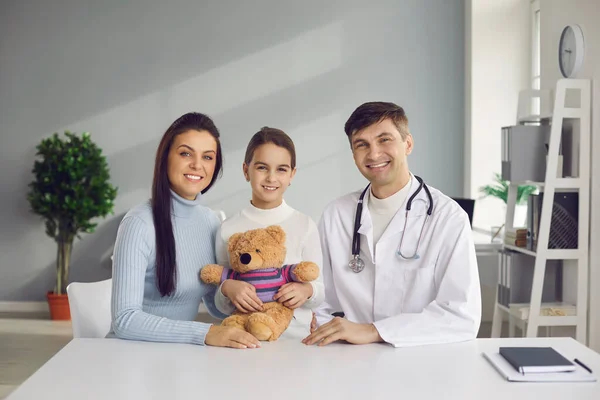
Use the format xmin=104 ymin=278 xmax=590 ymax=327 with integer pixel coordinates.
xmin=240 ymin=253 xmax=252 ymax=265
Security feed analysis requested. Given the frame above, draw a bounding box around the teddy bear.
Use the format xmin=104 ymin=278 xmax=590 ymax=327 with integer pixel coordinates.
xmin=200 ymin=225 xmax=319 ymax=341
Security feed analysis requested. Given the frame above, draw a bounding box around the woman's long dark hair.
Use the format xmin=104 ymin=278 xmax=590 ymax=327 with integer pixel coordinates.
xmin=152 ymin=112 xmax=223 ymax=296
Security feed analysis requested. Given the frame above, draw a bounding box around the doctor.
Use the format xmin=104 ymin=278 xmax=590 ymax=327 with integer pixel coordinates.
xmin=303 ymin=101 xmax=481 ymax=348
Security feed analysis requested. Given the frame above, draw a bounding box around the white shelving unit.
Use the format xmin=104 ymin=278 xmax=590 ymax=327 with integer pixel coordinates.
xmin=491 ymin=79 xmax=591 ymax=344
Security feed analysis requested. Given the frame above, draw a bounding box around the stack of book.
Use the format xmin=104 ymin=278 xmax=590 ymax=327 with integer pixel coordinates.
xmin=483 ymin=347 xmax=596 ymax=382
xmin=504 ymin=228 xmax=528 ymax=247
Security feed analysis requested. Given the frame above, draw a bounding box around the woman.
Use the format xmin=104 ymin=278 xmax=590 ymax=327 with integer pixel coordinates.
xmin=213 ymin=126 xmax=324 ymax=329
xmin=109 ymin=112 xmax=260 ymax=349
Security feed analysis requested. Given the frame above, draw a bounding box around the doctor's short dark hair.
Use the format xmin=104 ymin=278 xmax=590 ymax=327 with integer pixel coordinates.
xmin=344 ymin=101 xmax=411 ymax=140
xmin=244 ymin=126 xmax=297 ymax=169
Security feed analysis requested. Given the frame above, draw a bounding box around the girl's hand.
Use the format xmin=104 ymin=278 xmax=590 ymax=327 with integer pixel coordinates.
xmin=221 ymin=280 xmax=263 ymax=313
xmin=273 ymin=282 xmax=313 ymax=309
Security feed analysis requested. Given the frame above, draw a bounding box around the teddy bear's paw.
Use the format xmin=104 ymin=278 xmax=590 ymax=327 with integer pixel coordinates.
xmin=199 ymin=264 xmax=224 ymax=285
xmin=294 ymin=261 xmax=320 ymax=282
xmin=248 ymin=322 xmax=273 ymax=341
xmin=247 ymin=313 xmax=277 ymax=341
xmin=222 ymin=315 xmax=248 ymax=331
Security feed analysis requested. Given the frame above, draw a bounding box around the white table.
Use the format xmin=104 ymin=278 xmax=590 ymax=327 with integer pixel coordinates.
xmin=6 ymin=323 xmax=600 ymax=400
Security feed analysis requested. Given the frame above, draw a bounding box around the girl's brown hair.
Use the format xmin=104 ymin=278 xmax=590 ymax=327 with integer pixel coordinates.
xmin=244 ymin=126 xmax=296 ymax=168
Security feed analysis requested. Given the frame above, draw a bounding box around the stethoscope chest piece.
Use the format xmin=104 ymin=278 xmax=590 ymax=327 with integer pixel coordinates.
xmin=348 ymin=255 xmax=365 ymax=273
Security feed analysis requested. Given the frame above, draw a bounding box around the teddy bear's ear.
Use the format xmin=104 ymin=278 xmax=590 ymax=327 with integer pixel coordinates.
xmin=228 ymin=232 xmax=243 ymax=254
xmin=265 ymin=225 xmax=286 ymax=244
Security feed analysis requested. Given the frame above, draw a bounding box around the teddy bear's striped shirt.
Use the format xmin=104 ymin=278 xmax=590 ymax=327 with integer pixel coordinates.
xmin=219 ymin=265 xmax=301 ymax=303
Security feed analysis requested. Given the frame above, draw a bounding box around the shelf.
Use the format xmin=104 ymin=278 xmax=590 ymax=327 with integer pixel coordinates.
xmin=517 ymin=114 xmax=552 ymax=124
xmin=562 ymin=109 xmax=585 ymax=119
xmin=493 ymin=79 xmax=590 ymax=342
xmin=537 ymin=316 xmax=579 ymax=326
xmin=497 ymin=303 xmax=578 ymax=326
xmin=503 ymin=245 xmax=536 ymax=256
xmin=503 ymin=245 xmax=581 ymax=260
xmin=509 ymin=178 xmax=582 ymax=189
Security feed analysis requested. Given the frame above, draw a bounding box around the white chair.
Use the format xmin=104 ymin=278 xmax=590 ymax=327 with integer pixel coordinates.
xmin=66 ymin=279 xmax=112 ymax=338
xmin=212 ymin=209 xmax=226 ymax=222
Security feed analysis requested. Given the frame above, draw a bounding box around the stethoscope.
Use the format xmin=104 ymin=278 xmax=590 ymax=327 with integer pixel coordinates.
xmin=348 ymin=175 xmax=434 ymax=273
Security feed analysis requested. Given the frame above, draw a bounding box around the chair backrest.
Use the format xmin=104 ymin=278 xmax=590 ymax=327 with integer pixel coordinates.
xmin=67 ymin=279 xmax=112 ymax=338
xmin=212 ymin=209 xmax=226 ymax=222
xmin=452 ymin=198 xmax=475 ymax=227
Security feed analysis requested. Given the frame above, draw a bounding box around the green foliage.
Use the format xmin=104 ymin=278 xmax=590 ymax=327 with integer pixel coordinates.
xmin=27 ymin=131 xmax=117 ymax=294
xmin=479 ymin=173 xmax=537 ymax=205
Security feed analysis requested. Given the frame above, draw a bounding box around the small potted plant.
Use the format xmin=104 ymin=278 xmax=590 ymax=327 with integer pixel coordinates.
xmin=27 ymin=131 xmax=117 ymax=320
xmin=479 ymin=172 xmax=537 ymax=228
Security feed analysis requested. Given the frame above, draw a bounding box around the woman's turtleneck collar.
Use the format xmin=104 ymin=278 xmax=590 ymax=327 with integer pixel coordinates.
xmin=170 ymin=189 xmax=203 ymax=218
xmin=241 ymin=199 xmax=294 ymax=225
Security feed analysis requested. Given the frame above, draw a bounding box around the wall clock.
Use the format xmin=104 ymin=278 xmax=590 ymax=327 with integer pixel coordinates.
xmin=559 ymin=24 xmax=585 ymax=78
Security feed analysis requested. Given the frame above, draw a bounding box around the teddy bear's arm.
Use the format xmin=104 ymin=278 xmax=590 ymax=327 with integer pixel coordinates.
xmin=200 ymin=264 xmax=227 ymax=285
xmin=288 ymin=262 xmax=319 ymax=283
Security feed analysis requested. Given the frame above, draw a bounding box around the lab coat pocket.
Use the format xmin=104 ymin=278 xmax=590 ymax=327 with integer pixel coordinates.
xmin=401 ymin=261 xmax=436 ymax=312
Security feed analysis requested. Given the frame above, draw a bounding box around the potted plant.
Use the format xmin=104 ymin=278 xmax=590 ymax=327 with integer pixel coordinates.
xmin=27 ymin=131 xmax=117 ymax=320
xmin=479 ymin=172 xmax=537 ymax=229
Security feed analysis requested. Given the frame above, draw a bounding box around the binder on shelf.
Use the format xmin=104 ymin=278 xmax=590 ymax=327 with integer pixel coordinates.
xmin=497 ymin=250 xmax=562 ymax=308
xmin=501 ymin=125 xmax=554 ymax=182
xmin=527 ymin=192 xmax=579 ymax=250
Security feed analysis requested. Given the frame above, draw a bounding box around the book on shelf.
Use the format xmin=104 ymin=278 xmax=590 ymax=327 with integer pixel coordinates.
xmin=504 ymin=228 xmax=529 ymax=247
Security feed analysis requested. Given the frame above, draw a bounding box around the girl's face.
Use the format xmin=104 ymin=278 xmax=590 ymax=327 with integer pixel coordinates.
xmin=167 ymin=130 xmax=217 ymax=200
xmin=243 ymin=143 xmax=296 ymax=209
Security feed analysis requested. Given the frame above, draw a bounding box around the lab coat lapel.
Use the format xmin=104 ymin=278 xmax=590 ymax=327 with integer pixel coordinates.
xmin=357 ymin=201 xmax=374 ymax=263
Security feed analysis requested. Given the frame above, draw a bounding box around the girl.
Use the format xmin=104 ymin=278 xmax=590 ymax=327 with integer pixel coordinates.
xmin=214 ymin=127 xmax=324 ymax=329
xmin=109 ymin=112 xmax=260 ymax=349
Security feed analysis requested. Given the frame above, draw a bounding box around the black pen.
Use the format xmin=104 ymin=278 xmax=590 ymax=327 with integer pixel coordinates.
xmin=574 ymin=358 xmax=593 ymax=373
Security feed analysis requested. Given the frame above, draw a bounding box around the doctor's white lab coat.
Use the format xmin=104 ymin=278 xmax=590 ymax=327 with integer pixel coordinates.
xmin=313 ymin=177 xmax=482 ymax=347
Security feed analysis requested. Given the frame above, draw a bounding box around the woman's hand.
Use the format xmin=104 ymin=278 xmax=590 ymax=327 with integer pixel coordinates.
xmin=221 ymin=279 xmax=263 ymax=313
xmin=273 ymin=282 xmax=313 ymax=309
xmin=205 ymin=325 xmax=261 ymax=349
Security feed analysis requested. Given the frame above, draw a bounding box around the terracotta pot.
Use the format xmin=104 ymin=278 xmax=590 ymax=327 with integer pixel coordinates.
xmin=47 ymin=292 xmax=71 ymax=320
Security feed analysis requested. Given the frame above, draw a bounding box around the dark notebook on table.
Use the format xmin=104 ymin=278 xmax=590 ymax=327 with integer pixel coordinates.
xmin=499 ymin=347 xmax=576 ymax=374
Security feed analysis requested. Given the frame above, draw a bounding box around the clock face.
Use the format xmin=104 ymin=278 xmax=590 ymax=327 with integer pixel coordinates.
xmin=559 ymin=25 xmax=584 ymax=78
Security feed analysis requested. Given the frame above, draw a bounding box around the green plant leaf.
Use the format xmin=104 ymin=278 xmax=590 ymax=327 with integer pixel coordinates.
xmin=478 ymin=173 xmax=537 ymax=205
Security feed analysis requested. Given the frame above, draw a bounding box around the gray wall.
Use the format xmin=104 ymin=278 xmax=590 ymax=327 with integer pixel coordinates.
xmin=0 ymin=0 xmax=465 ymax=301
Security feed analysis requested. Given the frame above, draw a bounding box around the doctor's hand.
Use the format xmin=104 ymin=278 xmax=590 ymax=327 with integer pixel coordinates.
xmin=310 ymin=312 xmax=317 ymax=333
xmin=221 ymin=280 xmax=263 ymax=313
xmin=302 ymin=317 xmax=383 ymax=346
xmin=273 ymin=282 xmax=313 ymax=309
